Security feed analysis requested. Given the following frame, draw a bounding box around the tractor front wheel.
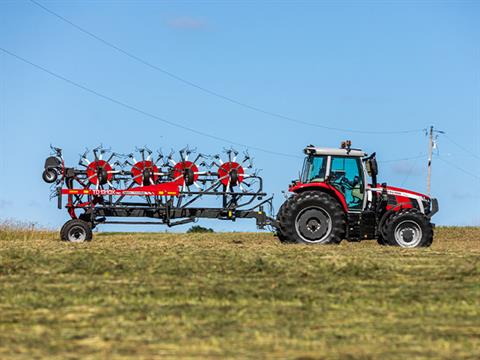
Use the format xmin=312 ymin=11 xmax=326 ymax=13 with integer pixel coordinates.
xmin=60 ymin=219 xmax=93 ymax=242
xmin=384 ymin=209 xmax=433 ymax=248
xmin=280 ymin=191 xmax=345 ymax=245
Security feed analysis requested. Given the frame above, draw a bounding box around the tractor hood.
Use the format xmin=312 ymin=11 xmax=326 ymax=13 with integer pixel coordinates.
xmin=375 ymin=185 xmax=430 ymax=200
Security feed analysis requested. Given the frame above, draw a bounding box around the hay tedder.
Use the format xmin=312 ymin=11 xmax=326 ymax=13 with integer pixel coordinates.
xmin=43 ymin=142 xmax=439 ymax=247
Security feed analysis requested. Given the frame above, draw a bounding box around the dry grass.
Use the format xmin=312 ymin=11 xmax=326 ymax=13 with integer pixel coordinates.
xmin=0 ymin=225 xmax=479 ymax=359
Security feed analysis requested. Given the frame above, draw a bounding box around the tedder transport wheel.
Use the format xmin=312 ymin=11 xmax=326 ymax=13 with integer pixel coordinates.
xmin=42 ymin=169 xmax=58 ymax=183
xmin=60 ymin=219 xmax=93 ymax=242
xmin=384 ymin=209 xmax=433 ymax=248
xmin=280 ymin=191 xmax=345 ymax=245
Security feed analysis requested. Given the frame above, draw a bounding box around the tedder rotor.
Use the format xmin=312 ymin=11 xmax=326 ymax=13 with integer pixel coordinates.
xmin=43 ymin=142 xmax=439 ymax=248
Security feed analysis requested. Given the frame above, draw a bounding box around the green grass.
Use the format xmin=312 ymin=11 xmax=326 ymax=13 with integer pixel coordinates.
xmin=1 ymin=226 xmax=479 ymax=359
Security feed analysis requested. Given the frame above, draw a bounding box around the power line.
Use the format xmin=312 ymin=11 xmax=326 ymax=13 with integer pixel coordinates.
xmin=444 ymin=134 xmax=480 ymax=161
xmin=29 ymin=0 xmax=425 ymax=136
xmin=437 ymin=156 xmax=480 ymax=181
xmin=377 ymin=154 xmax=426 ymax=164
xmin=0 ymin=47 xmax=301 ymax=159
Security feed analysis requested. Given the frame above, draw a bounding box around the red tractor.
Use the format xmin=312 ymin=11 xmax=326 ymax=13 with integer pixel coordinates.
xmin=276 ymin=142 xmax=438 ymax=247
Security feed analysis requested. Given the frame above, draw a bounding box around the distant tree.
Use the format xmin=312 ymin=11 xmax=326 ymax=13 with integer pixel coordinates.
xmin=187 ymin=225 xmax=214 ymax=233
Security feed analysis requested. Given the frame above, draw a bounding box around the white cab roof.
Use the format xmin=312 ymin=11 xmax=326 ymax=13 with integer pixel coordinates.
xmin=304 ymin=146 xmax=366 ymax=157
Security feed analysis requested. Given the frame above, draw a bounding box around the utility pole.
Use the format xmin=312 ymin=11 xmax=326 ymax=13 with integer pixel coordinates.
xmin=426 ymin=125 xmax=445 ymax=195
xmin=427 ymin=126 xmax=434 ymax=195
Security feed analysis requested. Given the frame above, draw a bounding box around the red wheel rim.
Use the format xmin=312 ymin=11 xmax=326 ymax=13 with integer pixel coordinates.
xmin=217 ymin=162 xmax=244 ymax=186
xmin=172 ymin=161 xmax=199 ymax=185
xmin=86 ymin=160 xmax=113 ymax=185
xmin=131 ymin=161 xmax=159 ymax=185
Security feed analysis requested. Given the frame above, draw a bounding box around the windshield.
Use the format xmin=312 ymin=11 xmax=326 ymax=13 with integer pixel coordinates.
xmin=301 ymin=156 xmax=327 ymax=183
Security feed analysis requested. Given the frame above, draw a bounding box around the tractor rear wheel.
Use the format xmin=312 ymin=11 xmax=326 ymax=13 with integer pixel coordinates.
xmin=280 ymin=191 xmax=345 ymax=245
xmin=384 ymin=209 xmax=433 ymax=248
xmin=60 ymin=219 xmax=92 ymax=242
xmin=276 ymin=198 xmax=294 ymax=243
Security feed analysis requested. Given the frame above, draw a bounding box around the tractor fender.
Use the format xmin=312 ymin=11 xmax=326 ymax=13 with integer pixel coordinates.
xmin=289 ymin=182 xmax=348 ymax=213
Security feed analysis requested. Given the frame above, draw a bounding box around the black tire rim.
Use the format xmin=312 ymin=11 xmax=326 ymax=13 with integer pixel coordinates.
xmin=67 ymin=225 xmax=87 ymax=242
xmin=295 ymin=206 xmax=332 ymax=243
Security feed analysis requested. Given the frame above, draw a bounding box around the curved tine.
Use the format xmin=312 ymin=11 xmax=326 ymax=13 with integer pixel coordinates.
xmin=93 ymin=144 xmax=103 ymax=161
xmin=212 ymin=154 xmax=223 ymax=165
xmin=187 ymin=146 xmax=197 ymax=161
xmin=178 ymin=147 xmax=186 ymax=161
xmin=79 ymin=148 xmax=91 ymax=166
xmin=113 ymin=159 xmax=123 ymax=168
xmin=130 ymin=152 xmax=138 ymax=163
xmin=224 ymin=147 xmax=232 ymax=162
xmin=155 ymin=151 xmax=164 ymax=166
xmin=232 ymin=149 xmax=239 ymax=162
xmin=93 ymin=147 xmax=101 ymax=161
xmin=106 ymin=151 xmax=117 ymax=163
xmin=137 ymin=147 xmax=146 ymax=162
xmin=166 ymin=149 xmax=175 ymax=165
xmin=242 ymin=150 xmax=251 ymax=164
xmin=100 ymin=146 xmax=112 ymax=160
xmin=193 ymin=153 xmax=203 ymax=163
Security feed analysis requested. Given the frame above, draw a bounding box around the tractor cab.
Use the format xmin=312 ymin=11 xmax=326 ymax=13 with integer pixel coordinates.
xmin=296 ymin=142 xmax=371 ymax=211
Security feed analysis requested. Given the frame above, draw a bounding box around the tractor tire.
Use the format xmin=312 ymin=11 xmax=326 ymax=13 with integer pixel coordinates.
xmin=377 ymin=235 xmax=388 ymax=246
xmin=42 ymin=169 xmax=58 ymax=183
xmin=60 ymin=219 xmax=93 ymax=242
xmin=384 ymin=209 xmax=433 ymax=248
xmin=280 ymin=191 xmax=345 ymax=245
xmin=275 ymin=199 xmax=295 ymax=243
xmin=376 ymin=222 xmax=389 ymax=246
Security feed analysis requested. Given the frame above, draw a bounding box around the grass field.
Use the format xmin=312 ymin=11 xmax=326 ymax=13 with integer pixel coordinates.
xmin=1 ymin=226 xmax=479 ymax=359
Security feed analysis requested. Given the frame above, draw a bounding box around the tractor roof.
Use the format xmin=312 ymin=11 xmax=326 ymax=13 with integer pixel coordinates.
xmin=304 ymin=145 xmax=366 ymax=157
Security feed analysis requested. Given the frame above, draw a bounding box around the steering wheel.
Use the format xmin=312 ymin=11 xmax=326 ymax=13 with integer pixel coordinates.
xmin=335 ymin=174 xmax=360 ymax=191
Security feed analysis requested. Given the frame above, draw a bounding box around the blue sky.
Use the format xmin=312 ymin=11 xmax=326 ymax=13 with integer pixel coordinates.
xmin=0 ymin=0 xmax=479 ymax=231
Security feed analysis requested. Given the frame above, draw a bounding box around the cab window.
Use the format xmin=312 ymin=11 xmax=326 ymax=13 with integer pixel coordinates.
xmin=330 ymin=157 xmax=364 ymax=209
xmin=302 ymin=156 xmax=327 ymax=183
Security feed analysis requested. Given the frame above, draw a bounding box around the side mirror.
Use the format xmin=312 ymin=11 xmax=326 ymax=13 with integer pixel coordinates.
xmin=365 ymin=160 xmax=372 ymax=177
xmin=367 ymin=158 xmax=378 ymax=176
